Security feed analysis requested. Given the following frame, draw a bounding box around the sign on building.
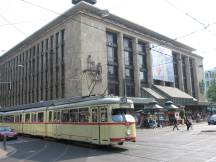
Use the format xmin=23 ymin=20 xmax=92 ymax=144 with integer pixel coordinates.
xmin=151 ymin=44 xmax=174 ymax=82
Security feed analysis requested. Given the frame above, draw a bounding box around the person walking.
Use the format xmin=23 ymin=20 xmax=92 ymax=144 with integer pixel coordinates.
xmin=173 ymin=117 xmax=179 ymax=131
xmin=185 ymin=118 xmax=191 ymax=131
xmin=188 ymin=116 xmax=193 ymax=130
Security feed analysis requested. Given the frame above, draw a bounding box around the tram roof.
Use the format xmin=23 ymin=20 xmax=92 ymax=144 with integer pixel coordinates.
xmin=0 ymin=96 xmax=102 ymax=112
xmin=0 ymin=96 xmax=133 ymax=112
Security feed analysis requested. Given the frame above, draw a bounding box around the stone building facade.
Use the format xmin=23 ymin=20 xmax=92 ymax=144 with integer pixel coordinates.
xmin=0 ymin=2 xmax=205 ymax=108
xmin=204 ymin=68 xmax=216 ymax=100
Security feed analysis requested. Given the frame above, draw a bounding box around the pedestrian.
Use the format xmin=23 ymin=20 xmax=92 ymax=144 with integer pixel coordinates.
xmin=188 ymin=116 xmax=193 ymax=130
xmin=173 ymin=117 xmax=179 ymax=131
xmin=185 ymin=118 xmax=191 ymax=131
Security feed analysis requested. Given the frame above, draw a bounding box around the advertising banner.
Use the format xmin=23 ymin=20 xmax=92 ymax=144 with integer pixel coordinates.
xmin=151 ymin=44 xmax=174 ymax=82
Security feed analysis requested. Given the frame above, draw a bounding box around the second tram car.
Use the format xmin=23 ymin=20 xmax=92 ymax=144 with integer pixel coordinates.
xmin=0 ymin=96 xmax=136 ymax=145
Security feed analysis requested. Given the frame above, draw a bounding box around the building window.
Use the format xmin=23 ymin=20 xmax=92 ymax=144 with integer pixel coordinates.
xmin=61 ymin=29 xmax=65 ymax=98
xmin=106 ymin=31 xmax=119 ymax=96
xmin=123 ymin=37 xmax=134 ymax=97
xmin=50 ymin=35 xmax=54 ymax=49
xmin=138 ymin=42 xmax=148 ymax=85
xmin=190 ymin=58 xmax=196 ymax=97
xmin=182 ymin=56 xmax=188 ymax=93
xmin=108 ymin=66 xmax=118 ymax=79
xmin=139 ymin=71 xmax=147 ymax=81
xmin=173 ymin=52 xmax=179 ymax=88
xmin=55 ymin=32 xmax=59 ymax=47
xmin=45 ymin=38 xmax=49 ymax=51
xmin=41 ymin=41 xmax=44 ymax=53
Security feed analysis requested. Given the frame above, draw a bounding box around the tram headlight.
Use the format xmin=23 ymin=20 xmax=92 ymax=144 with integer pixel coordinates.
xmin=126 ymin=129 xmax=131 ymax=135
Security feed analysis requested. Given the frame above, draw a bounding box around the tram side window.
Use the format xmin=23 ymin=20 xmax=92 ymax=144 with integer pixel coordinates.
xmin=79 ymin=108 xmax=89 ymax=122
xmin=5 ymin=115 xmax=14 ymax=123
xmin=31 ymin=113 xmax=37 ymax=123
xmin=62 ymin=110 xmax=69 ymax=122
xmin=69 ymin=109 xmax=78 ymax=122
xmin=25 ymin=114 xmax=30 ymax=123
xmin=38 ymin=112 xmax=44 ymax=123
xmin=112 ymin=108 xmax=135 ymax=122
xmin=20 ymin=114 xmax=22 ymax=123
xmin=100 ymin=108 xmax=107 ymax=122
xmin=15 ymin=115 xmax=21 ymax=123
xmin=49 ymin=111 xmax=52 ymax=122
xmin=53 ymin=111 xmax=60 ymax=122
xmin=92 ymin=108 xmax=98 ymax=122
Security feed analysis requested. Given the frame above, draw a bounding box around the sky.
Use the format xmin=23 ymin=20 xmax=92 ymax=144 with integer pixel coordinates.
xmin=0 ymin=0 xmax=216 ymax=70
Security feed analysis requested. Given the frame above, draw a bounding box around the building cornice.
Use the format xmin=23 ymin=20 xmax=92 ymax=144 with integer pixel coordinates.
xmin=0 ymin=1 xmax=198 ymax=63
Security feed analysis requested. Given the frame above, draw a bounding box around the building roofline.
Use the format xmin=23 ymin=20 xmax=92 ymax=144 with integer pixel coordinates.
xmin=0 ymin=2 xmax=197 ymax=62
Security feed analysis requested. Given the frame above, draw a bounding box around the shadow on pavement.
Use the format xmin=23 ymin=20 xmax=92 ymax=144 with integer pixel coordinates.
xmin=3 ymin=137 xmax=128 ymax=162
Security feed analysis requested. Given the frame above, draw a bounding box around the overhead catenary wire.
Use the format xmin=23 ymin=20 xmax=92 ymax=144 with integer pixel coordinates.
xmin=0 ymin=1 xmax=204 ymax=101
xmin=0 ymin=0 xmax=207 ymax=64
xmin=17 ymin=0 xmax=209 ymax=58
xmin=164 ymin=0 xmax=216 ymax=38
xmin=0 ymin=0 xmax=212 ymax=61
xmin=0 ymin=13 xmax=27 ymax=37
xmin=0 ymin=19 xmax=53 ymax=28
xmin=0 ymin=0 xmax=204 ymax=71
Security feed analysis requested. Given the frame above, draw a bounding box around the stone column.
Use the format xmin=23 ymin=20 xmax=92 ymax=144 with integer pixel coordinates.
xmin=186 ymin=56 xmax=192 ymax=95
xmin=178 ymin=54 xmax=184 ymax=91
xmin=133 ymin=38 xmax=140 ymax=97
xmin=146 ymin=43 xmax=153 ymax=88
xmin=192 ymin=59 xmax=199 ymax=99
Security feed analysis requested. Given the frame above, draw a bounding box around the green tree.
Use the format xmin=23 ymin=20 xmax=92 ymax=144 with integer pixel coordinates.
xmin=207 ymin=83 xmax=216 ymax=102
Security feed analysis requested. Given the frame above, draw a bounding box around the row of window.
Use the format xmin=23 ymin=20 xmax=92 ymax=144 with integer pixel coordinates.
xmin=0 ymin=29 xmax=65 ymax=107
xmin=106 ymin=31 xmax=148 ymax=97
xmin=172 ymin=53 xmax=196 ymax=97
xmin=107 ymin=31 xmax=198 ymax=98
xmin=205 ymin=72 xmax=216 ymax=79
xmin=0 ymin=107 xmax=108 ymax=123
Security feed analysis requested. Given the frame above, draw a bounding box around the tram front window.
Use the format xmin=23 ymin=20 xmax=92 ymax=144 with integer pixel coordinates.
xmin=112 ymin=108 xmax=135 ymax=122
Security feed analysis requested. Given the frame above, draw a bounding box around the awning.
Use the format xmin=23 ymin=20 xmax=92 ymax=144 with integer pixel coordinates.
xmin=164 ymin=101 xmax=179 ymax=110
xmin=127 ymin=97 xmax=155 ymax=104
xmin=144 ymin=101 xmax=166 ymax=112
xmin=153 ymin=85 xmax=194 ymax=99
xmin=142 ymin=87 xmax=165 ymax=99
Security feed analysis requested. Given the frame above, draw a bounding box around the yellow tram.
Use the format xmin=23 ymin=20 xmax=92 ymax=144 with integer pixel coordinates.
xmin=0 ymin=96 xmax=136 ymax=145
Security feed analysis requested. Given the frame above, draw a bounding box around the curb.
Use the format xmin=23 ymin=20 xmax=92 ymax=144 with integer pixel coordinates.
xmin=0 ymin=145 xmax=17 ymax=160
xmin=201 ymin=130 xmax=216 ymax=133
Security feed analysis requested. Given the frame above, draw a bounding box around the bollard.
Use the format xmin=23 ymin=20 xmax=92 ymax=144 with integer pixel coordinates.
xmin=3 ymin=134 xmax=7 ymax=150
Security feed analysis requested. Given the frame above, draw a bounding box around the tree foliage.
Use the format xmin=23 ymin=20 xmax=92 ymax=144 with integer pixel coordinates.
xmin=207 ymin=83 xmax=216 ymax=102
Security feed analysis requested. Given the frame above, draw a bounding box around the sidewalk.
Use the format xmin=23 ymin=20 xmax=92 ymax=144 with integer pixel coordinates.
xmin=137 ymin=121 xmax=207 ymax=130
xmin=0 ymin=146 xmax=9 ymax=160
xmin=0 ymin=144 xmax=16 ymax=160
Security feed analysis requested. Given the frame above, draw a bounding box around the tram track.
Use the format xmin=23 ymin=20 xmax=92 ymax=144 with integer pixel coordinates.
xmin=128 ymin=140 xmax=215 ymax=154
xmin=18 ymin=142 xmax=48 ymax=162
xmin=104 ymin=146 xmax=163 ymax=162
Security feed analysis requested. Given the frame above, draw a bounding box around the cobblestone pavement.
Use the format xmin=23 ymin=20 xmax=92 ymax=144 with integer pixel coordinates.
xmin=0 ymin=122 xmax=216 ymax=162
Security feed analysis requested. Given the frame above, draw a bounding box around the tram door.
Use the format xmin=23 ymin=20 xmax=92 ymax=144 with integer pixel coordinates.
xmin=99 ymin=107 xmax=109 ymax=145
xmin=91 ymin=108 xmax=99 ymax=144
